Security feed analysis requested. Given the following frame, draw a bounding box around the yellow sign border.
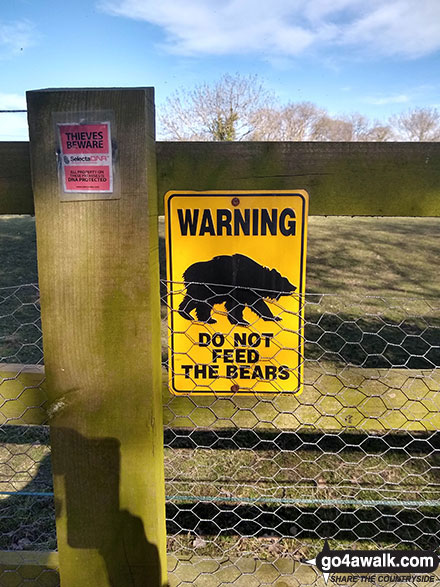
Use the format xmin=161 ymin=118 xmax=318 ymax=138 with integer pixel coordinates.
xmin=165 ymin=189 xmax=309 ymax=396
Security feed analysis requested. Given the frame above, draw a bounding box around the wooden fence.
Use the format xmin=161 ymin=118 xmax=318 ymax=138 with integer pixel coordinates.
xmin=1 ymin=364 xmax=440 ymax=433
xmin=2 ymin=140 xmax=440 ymax=216
xmin=1 ymin=92 xmax=440 ymax=586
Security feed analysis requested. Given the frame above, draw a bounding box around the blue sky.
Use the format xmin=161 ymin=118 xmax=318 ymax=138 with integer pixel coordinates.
xmin=1 ymin=0 xmax=440 ymax=140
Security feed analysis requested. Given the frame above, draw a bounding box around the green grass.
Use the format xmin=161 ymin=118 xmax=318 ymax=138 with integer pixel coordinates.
xmin=165 ymin=447 xmax=440 ymax=503
xmin=159 ymin=215 xmax=440 ymax=300
xmin=159 ymin=215 xmax=440 ymax=368
xmin=1 ymin=214 xmax=439 ymax=296
xmin=0 ymin=215 xmax=439 ymax=557
xmin=306 ymin=217 xmax=440 ymax=300
xmin=0 ymin=216 xmax=38 ymax=288
xmin=6 ymin=215 xmax=438 ymax=368
xmin=1 ymin=428 xmax=439 ymax=553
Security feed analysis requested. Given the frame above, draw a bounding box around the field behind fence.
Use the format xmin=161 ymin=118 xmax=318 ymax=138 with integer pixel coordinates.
xmin=0 ymin=135 xmax=440 ymax=586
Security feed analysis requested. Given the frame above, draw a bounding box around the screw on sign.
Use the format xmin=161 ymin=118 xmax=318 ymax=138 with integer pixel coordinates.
xmin=165 ymin=191 xmax=309 ymax=396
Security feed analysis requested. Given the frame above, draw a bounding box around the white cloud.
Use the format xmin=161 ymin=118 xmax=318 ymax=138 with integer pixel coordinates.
xmin=99 ymin=0 xmax=440 ymax=60
xmin=100 ymin=0 xmax=317 ymax=56
xmin=365 ymin=94 xmax=410 ymax=105
xmin=0 ymin=20 xmax=35 ymax=57
xmin=0 ymin=113 xmax=28 ymax=141
xmin=0 ymin=92 xmax=26 ymax=110
xmin=342 ymin=1 xmax=440 ymax=59
xmin=0 ymin=93 xmax=28 ymax=140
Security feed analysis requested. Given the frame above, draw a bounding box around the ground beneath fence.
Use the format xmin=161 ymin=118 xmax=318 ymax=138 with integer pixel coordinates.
xmin=1 ymin=215 xmax=439 ymax=586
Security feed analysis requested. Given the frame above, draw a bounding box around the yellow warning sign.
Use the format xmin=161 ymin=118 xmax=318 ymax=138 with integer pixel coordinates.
xmin=165 ymin=191 xmax=309 ymax=395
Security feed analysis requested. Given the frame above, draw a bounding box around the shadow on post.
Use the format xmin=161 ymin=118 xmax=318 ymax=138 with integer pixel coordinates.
xmin=51 ymin=428 xmax=166 ymax=587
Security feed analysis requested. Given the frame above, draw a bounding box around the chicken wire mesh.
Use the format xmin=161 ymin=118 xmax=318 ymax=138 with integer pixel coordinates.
xmin=0 ymin=284 xmax=58 ymax=585
xmin=0 ymin=284 xmax=54 ymax=542
xmin=0 ymin=280 xmax=439 ymax=586
xmin=161 ymin=280 xmax=440 ymax=585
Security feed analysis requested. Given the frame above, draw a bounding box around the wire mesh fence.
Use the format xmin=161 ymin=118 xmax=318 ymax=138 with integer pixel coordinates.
xmin=0 ymin=284 xmax=42 ymax=366
xmin=0 ymin=280 xmax=439 ymax=585
xmin=162 ymin=281 xmax=440 ymax=585
xmin=0 ymin=284 xmax=58 ymax=585
xmin=0 ymin=284 xmax=54 ymax=553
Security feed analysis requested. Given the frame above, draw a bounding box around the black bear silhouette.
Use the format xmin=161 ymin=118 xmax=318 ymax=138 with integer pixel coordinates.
xmin=178 ymin=253 xmax=296 ymax=326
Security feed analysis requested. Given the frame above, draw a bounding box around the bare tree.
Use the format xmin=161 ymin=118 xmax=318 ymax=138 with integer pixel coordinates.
xmin=159 ymin=74 xmax=408 ymax=142
xmin=250 ymin=102 xmax=325 ymax=141
xmin=309 ymin=113 xmax=392 ymax=142
xmin=390 ymin=107 xmax=440 ymax=141
xmin=362 ymin=124 xmax=394 ymax=142
xmin=158 ymin=74 xmax=275 ymax=141
xmin=310 ymin=115 xmax=354 ymax=141
xmin=344 ymin=113 xmax=393 ymax=142
xmin=344 ymin=113 xmax=370 ymax=141
xmin=247 ymin=107 xmax=282 ymax=140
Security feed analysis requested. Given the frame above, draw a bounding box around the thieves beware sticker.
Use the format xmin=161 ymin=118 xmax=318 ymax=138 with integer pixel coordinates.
xmin=165 ymin=190 xmax=309 ymax=396
xmin=58 ymin=122 xmax=113 ymax=193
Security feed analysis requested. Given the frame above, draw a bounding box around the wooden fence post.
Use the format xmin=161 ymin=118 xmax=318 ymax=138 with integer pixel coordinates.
xmin=26 ymin=88 xmax=167 ymax=586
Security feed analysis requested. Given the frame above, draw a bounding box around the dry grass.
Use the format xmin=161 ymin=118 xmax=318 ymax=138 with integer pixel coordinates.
xmin=0 ymin=215 xmax=439 ymax=556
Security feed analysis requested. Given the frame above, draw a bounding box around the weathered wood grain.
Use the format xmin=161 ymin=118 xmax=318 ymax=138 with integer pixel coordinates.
xmin=2 ymin=364 xmax=439 ymax=433
xmin=0 ymin=551 xmax=59 ymax=587
xmin=2 ymin=552 xmax=437 ymax=586
xmin=0 ymin=364 xmax=46 ymax=425
xmin=2 ymin=141 xmax=440 ymax=216
xmin=27 ymin=88 xmax=167 ymax=586
xmin=156 ymin=141 xmax=440 ymax=216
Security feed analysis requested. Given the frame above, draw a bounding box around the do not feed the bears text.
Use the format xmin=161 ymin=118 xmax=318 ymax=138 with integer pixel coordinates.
xmin=181 ymin=331 xmax=292 ymax=381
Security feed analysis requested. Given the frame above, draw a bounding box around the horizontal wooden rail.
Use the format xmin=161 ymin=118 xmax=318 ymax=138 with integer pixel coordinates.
xmin=1 ymin=551 xmax=439 ymax=586
xmin=156 ymin=142 xmax=440 ymax=216
xmin=0 ymin=551 xmax=297 ymax=587
xmin=2 ymin=141 xmax=440 ymax=216
xmin=1 ymin=364 xmax=439 ymax=432
xmin=0 ymin=551 xmax=59 ymax=586
xmin=0 ymin=364 xmax=47 ymax=425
